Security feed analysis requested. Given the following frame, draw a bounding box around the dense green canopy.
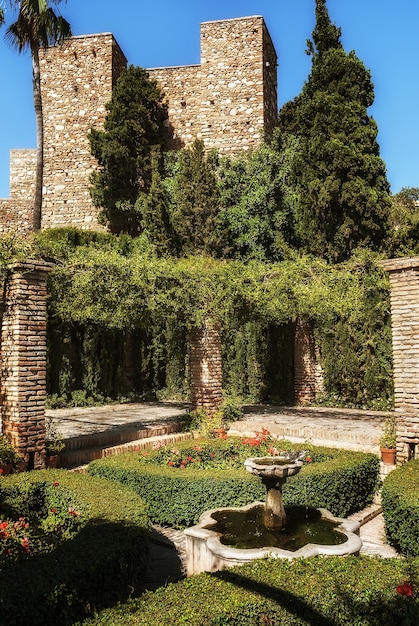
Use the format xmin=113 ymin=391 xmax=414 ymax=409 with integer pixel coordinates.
xmin=278 ymin=0 xmax=391 ymax=262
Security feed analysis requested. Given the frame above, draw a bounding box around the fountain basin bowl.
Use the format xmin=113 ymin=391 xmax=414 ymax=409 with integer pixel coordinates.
xmin=244 ymin=456 xmax=303 ymax=480
xmin=184 ymin=502 xmax=361 ymax=575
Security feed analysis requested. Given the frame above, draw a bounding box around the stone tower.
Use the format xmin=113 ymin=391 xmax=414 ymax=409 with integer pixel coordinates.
xmin=39 ymin=33 xmax=127 ymax=230
xmin=149 ymin=16 xmax=278 ymax=153
xmin=0 ymin=16 xmax=278 ymax=233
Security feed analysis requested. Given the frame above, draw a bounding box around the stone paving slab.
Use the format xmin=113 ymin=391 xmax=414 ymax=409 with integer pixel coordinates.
xmin=47 ymin=401 xmax=188 ymax=439
xmin=230 ymin=404 xmax=391 ymax=453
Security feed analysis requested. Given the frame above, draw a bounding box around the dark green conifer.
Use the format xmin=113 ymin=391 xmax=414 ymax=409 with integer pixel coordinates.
xmin=171 ymin=140 xmax=221 ymax=256
xmin=89 ymin=65 xmax=168 ymax=235
xmin=279 ymin=0 xmax=390 ymax=261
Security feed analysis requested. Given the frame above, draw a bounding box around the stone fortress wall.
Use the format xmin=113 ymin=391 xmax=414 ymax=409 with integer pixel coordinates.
xmin=0 ymin=15 xmax=277 ymax=234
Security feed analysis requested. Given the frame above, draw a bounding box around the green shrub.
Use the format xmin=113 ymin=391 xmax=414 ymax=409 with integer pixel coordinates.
xmin=0 ymin=470 xmax=150 ymax=625
xmin=382 ymin=460 xmax=419 ymax=556
xmin=88 ymin=439 xmax=379 ymax=527
xmin=82 ymin=555 xmax=419 ymax=625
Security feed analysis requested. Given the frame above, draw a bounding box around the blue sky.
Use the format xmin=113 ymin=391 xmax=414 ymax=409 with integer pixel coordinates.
xmin=0 ymin=0 xmax=418 ymax=197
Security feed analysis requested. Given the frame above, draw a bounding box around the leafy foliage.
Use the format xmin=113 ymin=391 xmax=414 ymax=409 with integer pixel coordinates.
xmin=89 ymin=65 xmax=169 ymax=234
xmin=83 ymin=555 xmax=419 ymax=626
xmin=88 ymin=440 xmax=379 ymax=527
xmin=382 ymin=460 xmax=419 ymax=556
xmin=217 ymin=136 xmax=297 ymax=261
xmin=170 ymin=139 xmax=222 ymax=256
xmin=278 ymin=0 xmax=391 ymax=262
xmin=385 ymin=187 xmax=419 ymax=256
xmin=0 ymin=470 xmax=150 ymax=625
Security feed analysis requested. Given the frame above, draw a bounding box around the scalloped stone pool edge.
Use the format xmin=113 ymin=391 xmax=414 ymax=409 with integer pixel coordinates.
xmin=184 ymin=502 xmax=362 ymax=575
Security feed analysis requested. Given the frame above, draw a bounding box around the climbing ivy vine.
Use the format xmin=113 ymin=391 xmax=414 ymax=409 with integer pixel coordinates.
xmin=0 ymin=229 xmax=393 ymax=408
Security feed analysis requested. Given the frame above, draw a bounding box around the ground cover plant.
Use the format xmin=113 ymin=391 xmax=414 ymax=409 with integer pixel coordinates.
xmin=88 ymin=433 xmax=379 ymax=528
xmin=0 ymin=470 xmax=151 ymax=626
xmin=82 ymin=555 xmax=419 ymax=625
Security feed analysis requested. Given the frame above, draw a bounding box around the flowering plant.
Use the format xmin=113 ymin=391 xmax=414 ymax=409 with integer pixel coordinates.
xmin=140 ymin=431 xmax=323 ymax=470
xmin=0 ymin=480 xmax=83 ymax=562
xmin=397 ymin=581 xmax=414 ymax=597
xmin=379 ymin=416 xmax=397 ymax=449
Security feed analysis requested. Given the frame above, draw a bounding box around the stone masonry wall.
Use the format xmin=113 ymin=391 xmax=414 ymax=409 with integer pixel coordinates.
xmin=381 ymin=257 xmax=419 ymax=464
xmin=0 ymin=261 xmax=53 ymax=469
xmin=0 ymin=150 xmax=36 ymax=236
xmin=189 ymin=323 xmax=223 ymax=415
xmin=149 ymin=16 xmax=277 ymax=154
xmin=294 ymin=318 xmax=324 ymax=405
xmin=38 ymin=33 xmax=127 ymax=230
xmin=2 ymin=16 xmax=277 ymax=233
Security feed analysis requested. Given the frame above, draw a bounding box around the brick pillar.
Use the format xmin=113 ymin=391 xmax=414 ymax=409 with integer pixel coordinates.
xmin=381 ymin=257 xmax=419 ymax=464
xmin=0 ymin=260 xmax=53 ymax=469
xmin=189 ymin=322 xmax=223 ymax=415
xmin=293 ymin=318 xmax=324 ymax=405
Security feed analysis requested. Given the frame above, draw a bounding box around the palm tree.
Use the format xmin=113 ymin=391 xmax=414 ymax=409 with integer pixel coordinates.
xmin=4 ymin=1 xmax=71 ymax=231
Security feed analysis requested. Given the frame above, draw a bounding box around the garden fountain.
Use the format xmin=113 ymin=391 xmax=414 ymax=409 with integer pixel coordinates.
xmin=184 ymin=451 xmax=362 ymax=575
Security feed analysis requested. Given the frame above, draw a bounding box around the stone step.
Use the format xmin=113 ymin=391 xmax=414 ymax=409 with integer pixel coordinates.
xmin=60 ymin=427 xmax=190 ymax=469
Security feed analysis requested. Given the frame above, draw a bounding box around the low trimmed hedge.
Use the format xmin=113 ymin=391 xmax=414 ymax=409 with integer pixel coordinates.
xmin=88 ymin=439 xmax=379 ymax=527
xmin=382 ymin=460 xmax=419 ymax=556
xmin=0 ymin=470 xmax=150 ymax=626
xmin=82 ymin=555 xmax=419 ymax=625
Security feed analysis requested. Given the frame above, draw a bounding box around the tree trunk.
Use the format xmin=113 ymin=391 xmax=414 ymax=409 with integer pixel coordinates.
xmin=32 ymin=44 xmax=43 ymax=232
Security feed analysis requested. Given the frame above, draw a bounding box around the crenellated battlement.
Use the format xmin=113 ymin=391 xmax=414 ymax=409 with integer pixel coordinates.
xmin=1 ymin=16 xmax=277 ymax=234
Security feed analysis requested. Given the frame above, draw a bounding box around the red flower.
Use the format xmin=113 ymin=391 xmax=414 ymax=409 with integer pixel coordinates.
xmin=397 ymin=581 xmax=414 ymax=597
xmin=53 ymin=481 xmax=59 ymax=487
xmin=210 ymin=452 xmax=215 ymax=458
xmin=0 ymin=521 xmax=8 ymax=530
xmin=0 ymin=468 xmax=3 ymax=475
xmin=168 ymin=460 xmax=174 ymax=466
xmin=305 ymin=456 xmax=312 ymax=463
xmin=2 ymin=548 xmax=12 ymax=557
xmin=68 ymin=507 xmax=79 ymax=517
xmin=51 ymin=508 xmax=57 ymax=514
xmin=21 ymin=538 xmax=30 ymax=553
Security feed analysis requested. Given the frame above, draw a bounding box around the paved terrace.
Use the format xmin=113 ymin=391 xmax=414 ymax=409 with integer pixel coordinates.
xmin=47 ymin=401 xmax=391 ymax=465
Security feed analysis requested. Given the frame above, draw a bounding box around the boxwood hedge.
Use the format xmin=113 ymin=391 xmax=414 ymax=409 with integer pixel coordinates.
xmin=82 ymin=555 xmax=419 ymax=626
xmin=88 ymin=439 xmax=380 ymax=527
xmin=0 ymin=470 xmax=151 ymax=626
xmin=382 ymin=460 xmax=419 ymax=556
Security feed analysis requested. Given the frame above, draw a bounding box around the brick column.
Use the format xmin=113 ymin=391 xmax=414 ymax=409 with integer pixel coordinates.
xmin=381 ymin=257 xmax=419 ymax=464
xmin=0 ymin=260 xmax=53 ymax=469
xmin=293 ymin=318 xmax=324 ymax=405
xmin=189 ymin=322 xmax=223 ymax=415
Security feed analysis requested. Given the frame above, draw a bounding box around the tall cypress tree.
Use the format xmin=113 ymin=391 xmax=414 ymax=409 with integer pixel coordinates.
xmin=89 ymin=65 xmax=168 ymax=235
xmin=171 ymin=139 xmax=221 ymax=256
xmin=279 ymin=0 xmax=390 ymax=262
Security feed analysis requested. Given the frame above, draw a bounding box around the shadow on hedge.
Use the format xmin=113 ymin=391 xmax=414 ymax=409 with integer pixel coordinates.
xmin=0 ymin=518 xmax=150 ymax=626
xmin=214 ymin=565 xmax=419 ymax=625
